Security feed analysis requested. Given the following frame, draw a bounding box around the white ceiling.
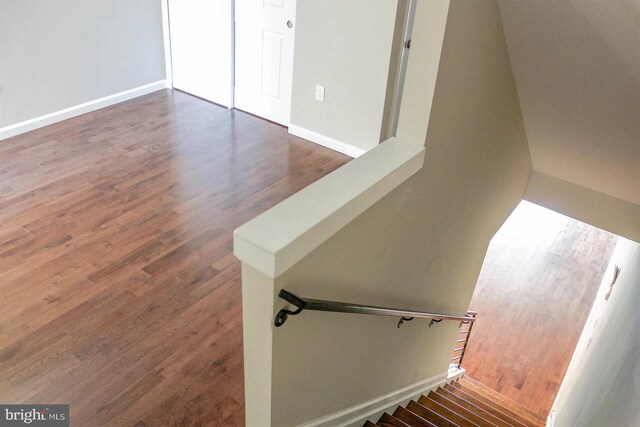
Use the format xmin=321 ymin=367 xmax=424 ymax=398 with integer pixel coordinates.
xmin=497 ymin=0 xmax=640 ymax=205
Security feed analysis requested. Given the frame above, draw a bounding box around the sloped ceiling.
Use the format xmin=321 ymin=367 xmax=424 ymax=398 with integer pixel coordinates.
xmin=497 ymin=0 xmax=640 ymax=205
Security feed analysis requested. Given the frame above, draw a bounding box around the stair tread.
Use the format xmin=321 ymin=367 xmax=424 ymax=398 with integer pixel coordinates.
xmin=393 ymin=406 xmax=438 ymax=427
xmin=423 ymin=392 xmax=497 ymax=427
xmin=436 ymin=387 xmax=511 ymax=427
xmin=378 ymin=412 xmax=411 ymax=427
xmin=451 ymin=382 xmax=540 ymax=427
xmin=460 ymin=377 xmax=546 ymax=424
xmin=444 ymin=384 xmax=529 ymax=427
xmin=366 ymin=377 xmax=548 ymax=427
xmin=454 ymin=381 xmax=544 ymax=427
xmin=417 ymin=395 xmax=481 ymax=427
xmin=406 ymin=400 xmax=460 ymax=427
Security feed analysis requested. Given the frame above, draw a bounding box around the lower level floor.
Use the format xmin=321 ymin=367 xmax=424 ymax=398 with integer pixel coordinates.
xmin=463 ymin=201 xmax=618 ymax=415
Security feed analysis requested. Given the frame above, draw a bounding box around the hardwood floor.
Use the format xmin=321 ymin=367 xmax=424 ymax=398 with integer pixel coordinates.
xmin=0 ymin=90 xmax=350 ymax=426
xmin=462 ymin=201 xmax=618 ymax=417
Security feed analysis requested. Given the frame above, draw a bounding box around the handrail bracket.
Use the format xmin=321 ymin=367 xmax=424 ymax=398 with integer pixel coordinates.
xmin=274 ymin=289 xmax=306 ymax=327
xmin=397 ymin=316 xmax=414 ymax=328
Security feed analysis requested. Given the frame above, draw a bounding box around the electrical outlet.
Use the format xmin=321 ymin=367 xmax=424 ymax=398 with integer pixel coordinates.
xmin=315 ymin=85 xmax=325 ymax=102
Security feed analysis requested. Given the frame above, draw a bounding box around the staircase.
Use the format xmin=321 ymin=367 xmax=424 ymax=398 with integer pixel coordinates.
xmin=364 ymin=375 xmax=546 ymax=427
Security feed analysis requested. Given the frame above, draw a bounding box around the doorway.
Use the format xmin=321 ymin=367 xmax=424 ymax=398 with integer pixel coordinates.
xmin=167 ymin=0 xmax=296 ymax=125
xmin=165 ymin=0 xmax=413 ymax=135
xmin=167 ymin=0 xmax=234 ymax=107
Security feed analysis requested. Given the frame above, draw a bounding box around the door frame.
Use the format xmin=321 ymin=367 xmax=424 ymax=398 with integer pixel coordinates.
xmin=161 ymin=0 xmax=173 ymax=87
xmin=229 ymin=0 xmax=235 ymax=109
xmin=389 ymin=0 xmax=417 ymax=137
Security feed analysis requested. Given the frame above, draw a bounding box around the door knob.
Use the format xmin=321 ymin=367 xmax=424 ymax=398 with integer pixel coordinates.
xmin=287 ymin=20 xmax=293 ymax=28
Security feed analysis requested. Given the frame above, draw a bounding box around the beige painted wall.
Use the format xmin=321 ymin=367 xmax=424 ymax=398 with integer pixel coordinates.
xmin=525 ymin=171 xmax=640 ymax=243
xmin=552 ymin=238 xmax=640 ymax=426
xmin=498 ymin=0 xmax=640 ymax=206
xmin=237 ymin=0 xmax=532 ymax=424
xmin=0 ymin=0 xmax=166 ymax=127
xmin=289 ymin=0 xmax=401 ymax=152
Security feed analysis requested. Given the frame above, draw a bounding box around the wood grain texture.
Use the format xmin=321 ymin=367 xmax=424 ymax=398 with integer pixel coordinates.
xmin=393 ymin=406 xmax=436 ymax=427
xmin=406 ymin=400 xmax=458 ymax=427
xmin=415 ymin=395 xmax=480 ymax=427
xmin=0 ymin=90 xmax=350 ymax=426
xmin=458 ymin=378 xmax=545 ymax=427
xmin=436 ymin=388 xmax=511 ymax=427
xmin=378 ymin=412 xmax=411 ymax=427
xmin=463 ymin=201 xmax=618 ymax=416
xmin=443 ymin=384 xmax=527 ymax=427
xmin=421 ymin=393 xmax=494 ymax=427
xmin=450 ymin=382 xmax=533 ymax=427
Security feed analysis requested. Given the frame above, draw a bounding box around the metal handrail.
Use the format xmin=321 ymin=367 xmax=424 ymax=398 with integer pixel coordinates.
xmin=274 ymin=289 xmax=477 ymax=327
xmin=452 ymin=311 xmax=477 ymax=368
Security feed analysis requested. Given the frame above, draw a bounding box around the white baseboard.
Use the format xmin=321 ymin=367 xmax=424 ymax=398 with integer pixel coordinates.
xmin=300 ymin=365 xmax=465 ymax=427
xmin=288 ymin=124 xmax=367 ymax=158
xmin=546 ymin=409 xmax=556 ymax=427
xmin=0 ymin=80 xmax=169 ymax=141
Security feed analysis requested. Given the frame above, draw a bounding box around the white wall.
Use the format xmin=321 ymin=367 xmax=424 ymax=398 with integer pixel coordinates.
xmin=551 ymin=238 xmax=640 ymax=426
xmin=236 ymin=0 xmax=532 ymax=424
xmin=289 ymin=0 xmax=402 ymax=154
xmin=0 ymin=0 xmax=166 ymax=128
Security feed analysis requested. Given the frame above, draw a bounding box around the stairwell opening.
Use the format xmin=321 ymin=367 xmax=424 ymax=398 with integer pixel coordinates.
xmin=459 ymin=200 xmax=619 ymax=418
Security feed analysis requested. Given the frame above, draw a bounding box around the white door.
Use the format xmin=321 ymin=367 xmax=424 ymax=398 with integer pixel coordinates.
xmin=168 ymin=0 xmax=233 ymax=107
xmin=234 ymin=0 xmax=296 ymax=125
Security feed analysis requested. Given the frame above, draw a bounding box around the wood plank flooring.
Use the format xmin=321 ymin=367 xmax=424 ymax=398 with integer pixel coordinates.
xmin=463 ymin=201 xmax=618 ymax=417
xmin=0 ymin=90 xmax=350 ymax=426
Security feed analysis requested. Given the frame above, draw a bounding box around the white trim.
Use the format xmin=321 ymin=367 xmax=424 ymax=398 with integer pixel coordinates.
xmin=234 ymin=137 xmax=425 ymax=278
xmin=288 ymin=124 xmax=367 ymax=158
xmin=229 ymin=0 xmax=236 ymax=109
xmin=161 ymin=0 xmax=173 ymax=86
xmin=446 ymin=363 xmax=466 ymax=380
xmin=546 ymin=409 xmax=556 ymax=427
xmin=389 ymin=0 xmax=417 ymax=137
xmin=0 ymin=80 xmax=168 ymax=141
xmin=300 ymin=365 xmax=465 ymax=427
